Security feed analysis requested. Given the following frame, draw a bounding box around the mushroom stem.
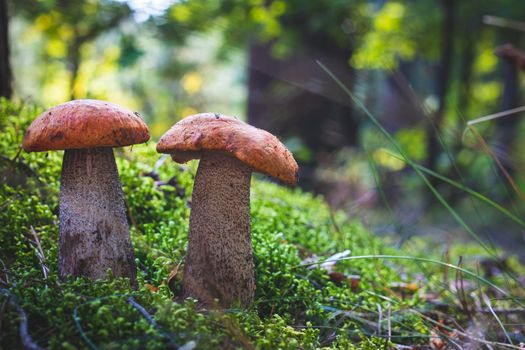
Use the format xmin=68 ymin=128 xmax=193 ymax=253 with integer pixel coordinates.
xmin=182 ymin=152 xmax=255 ymax=307
xmin=58 ymin=147 xmax=136 ymax=284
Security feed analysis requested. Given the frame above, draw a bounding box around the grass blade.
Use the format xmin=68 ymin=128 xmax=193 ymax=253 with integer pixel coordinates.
xmin=383 ymin=149 xmax=525 ymax=228
xmin=316 ymin=60 xmax=496 ymax=256
xmin=301 ymin=254 xmax=509 ymax=297
xmin=483 ymin=293 xmax=514 ymax=345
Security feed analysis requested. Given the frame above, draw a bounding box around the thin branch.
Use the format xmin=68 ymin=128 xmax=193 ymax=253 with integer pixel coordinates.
xmin=465 ymin=105 xmax=525 ymax=128
xmin=386 ymin=303 xmax=391 ymax=341
xmin=484 ymin=16 xmax=525 ymax=32
xmin=469 ymin=126 xmax=525 ymax=203
xmin=0 ymin=297 xmax=7 ymax=336
xmin=413 ymin=309 xmax=523 ymax=350
xmin=29 ymin=226 xmax=49 ymax=279
xmin=376 ymin=303 xmax=382 ymax=335
xmin=299 ymin=254 xmax=512 ymax=300
xmin=127 ymin=297 xmax=158 ymax=328
xmin=494 ymin=44 xmax=525 ymax=71
xmin=0 ymin=257 xmax=9 ymax=286
xmin=0 ymin=289 xmax=44 ymax=350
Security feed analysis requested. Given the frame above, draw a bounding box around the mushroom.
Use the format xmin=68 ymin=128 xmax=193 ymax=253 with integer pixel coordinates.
xmin=157 ymin=113 xmax=298 ymax=307
xmin=22 ymin=99 xmax=150 ymax=283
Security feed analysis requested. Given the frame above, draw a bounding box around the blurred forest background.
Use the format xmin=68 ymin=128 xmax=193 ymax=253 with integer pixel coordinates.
xmin=2 ymin=0 xmax=525 ymax=258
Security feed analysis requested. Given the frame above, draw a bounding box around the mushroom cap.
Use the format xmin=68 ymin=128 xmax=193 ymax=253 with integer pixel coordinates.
xmin=156 ymin=113 xmax=299 ymax=186
xmin=22 ymin=99 xmax=150 ymax=152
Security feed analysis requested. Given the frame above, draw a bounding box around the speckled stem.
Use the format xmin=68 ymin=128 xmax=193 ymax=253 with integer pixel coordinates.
xmin=182 ymin=152 xmax=255 ymax=307
xmin=59 ymin=148 xmax=136 ymax=284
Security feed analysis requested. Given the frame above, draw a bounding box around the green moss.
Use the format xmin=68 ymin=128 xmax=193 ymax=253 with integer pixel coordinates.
xmin=1 ymin=99 xmax=522 ymax=349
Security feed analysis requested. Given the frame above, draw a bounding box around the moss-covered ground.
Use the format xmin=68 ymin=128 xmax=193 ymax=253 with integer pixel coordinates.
xmin=1 ymin=99 xmax=524 ymax=349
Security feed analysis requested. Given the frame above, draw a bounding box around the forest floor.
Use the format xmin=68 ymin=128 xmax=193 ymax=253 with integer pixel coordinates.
xmin=1 ymin=99 xmax=524 ymax=349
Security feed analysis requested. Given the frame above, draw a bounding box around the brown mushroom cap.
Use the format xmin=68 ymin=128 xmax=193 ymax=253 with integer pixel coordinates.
xmin=156 ymin=113 xmax=299 ymax=186
xmin=22 ymin=99 xmax=150 ymax=152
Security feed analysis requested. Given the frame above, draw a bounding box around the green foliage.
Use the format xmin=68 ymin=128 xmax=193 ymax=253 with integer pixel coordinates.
xmin=9 ymin=0 xmax=525 ymax=202
xmin=351 ymin=2 xmax=420 ymax=69
xmin=1 ymin=99 xmax=522 ymax=348
xmin=9 ymin=0 xmax=132 ymax=104
xmin=162 ymin=0 xmax=368 ymax=59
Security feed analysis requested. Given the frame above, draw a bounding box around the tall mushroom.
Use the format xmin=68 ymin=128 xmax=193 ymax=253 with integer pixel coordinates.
xmin=157 ymin=113 xmax=298 ymax=307
xmin=22 ymin=99 xmax=150 ymax=283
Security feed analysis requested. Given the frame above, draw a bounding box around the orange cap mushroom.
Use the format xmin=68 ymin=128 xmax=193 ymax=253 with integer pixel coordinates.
xmin=23 ymin=99 xmax=149 ymax=152
xmin=157 ymin=113 xmax=298 ymax=307
xmin=157 ymin=113 xmax=298 ymax=186
xmin=23 ymin=99 xmax=150 ymax=284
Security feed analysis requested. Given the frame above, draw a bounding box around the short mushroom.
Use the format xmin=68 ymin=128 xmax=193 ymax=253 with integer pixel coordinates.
xmin=157 ymin=113 xmax=298 ymax=307
xmin=22 ymin=99 xmax=150 ymax=284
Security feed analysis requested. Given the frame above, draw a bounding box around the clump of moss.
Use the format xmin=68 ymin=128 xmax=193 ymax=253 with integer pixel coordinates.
xmin=1 ymin=99 xmax=523 ymax=349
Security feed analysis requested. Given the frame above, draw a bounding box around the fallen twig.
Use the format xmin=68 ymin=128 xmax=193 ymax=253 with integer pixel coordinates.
xmin=127 ymin=297 xmax=158 ymax=328
xmin=412 ymin=309 xmax=523 ymax=349
xmin=377 ymin=303 xmax=382 ymax=335
xmin=127 ymin=296 xmax=186 ymax=349
xmin=29 ymin=226 xmax=49 ymax=279
xmin=386 ymin=302 xmax=392 ymax=341
xmin=0 ymin=297 xmax=7 ymax=338
xmin=74 ymin=294 xmax=193 ymax=350
xmin=0 ymin=289 xmax=44 ymax=350
xmin=0 ymin=193 xmax=19 ymax=210
xmin=0 ymin=258 xmax=9 ymax=286
xmin=0 ymin=152 xmax=47 ymax=187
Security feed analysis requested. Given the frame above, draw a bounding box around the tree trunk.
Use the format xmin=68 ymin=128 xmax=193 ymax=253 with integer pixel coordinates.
xmin=0 ymin=0 xmax=12 ymax=98
xmin=495 ymin=52 xmax=520 ymax=175
xmin=247 ymin=42 xmax=280 ymax=130
xmin=68 ymin=37 xmax=81 ymax=100
xmin=246 ymin=41 xmax=357 ymax=191
xmin=458 ymin=41 xmax=474 ymax=115
xmin=425 ymin=0 xmax=455 ymax=172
